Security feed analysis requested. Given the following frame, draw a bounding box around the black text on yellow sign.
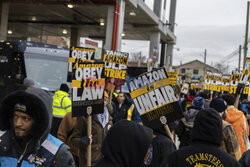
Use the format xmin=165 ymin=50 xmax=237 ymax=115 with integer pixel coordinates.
xmin=204 ymin=84 xmax=221 ymax=92
xmin=167 ymin=71 xmax=178 ymax=86
xmin=145 ymin=103 xmax=175 ymax=121
xmin=103 ymin=54 xmax=129 ymax=65
xmin=73 ymin=62 xmax=104 ymax=70
xmin=105 ymin=69 xmax=126 ymax=80
xmin=72 ymin=79 xmax=105 ymax=88
xmin=221 ymin=86 xmax=230 ymax=92
xmin=230 ymin=74 xmax=241 ymax=81
xmin=68 ymin=46 xmax=95 ymax=77
xmin=128 ymin=68 xmax=178 ymax=115
xmin=69 ymin=46 xmax=95 ymax=62
xmin=130 ymin=78 xmax=171 ymax=99
xmin=72 ymin=63 xmax=105 ymax=102
xmin=229 ymin=86 xmax=249 ymax=94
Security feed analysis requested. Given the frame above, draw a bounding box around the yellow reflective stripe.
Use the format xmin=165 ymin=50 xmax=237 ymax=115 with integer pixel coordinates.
xmin=127 ymin=104 xmax=134 ymax=121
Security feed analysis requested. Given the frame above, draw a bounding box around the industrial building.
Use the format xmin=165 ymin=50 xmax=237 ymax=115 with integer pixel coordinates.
xmin=0 ymin=0 xmax=177 ymax=67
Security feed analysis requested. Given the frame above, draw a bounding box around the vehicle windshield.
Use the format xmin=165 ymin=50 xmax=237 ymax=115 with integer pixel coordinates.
xmin=24 ymin=49 xmax=69 ymax=91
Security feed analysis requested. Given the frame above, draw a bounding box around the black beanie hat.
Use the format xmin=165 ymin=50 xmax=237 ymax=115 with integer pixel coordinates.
xmin=192 ymin=108 xmax=223 ymax=147
xmin=210 ymin=98 xmax=227 ymax=113
xmin=13 ymin=103 xmax=33 ymax=117
xmin=60 ymin=83 xmax=69 ymax=93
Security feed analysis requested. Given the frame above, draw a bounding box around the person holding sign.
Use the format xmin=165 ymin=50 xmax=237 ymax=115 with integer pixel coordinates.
xmin=57 ymin=112 xmax=79 ymax=166
xmin=71 ymin=91 xmax=112 ymax=167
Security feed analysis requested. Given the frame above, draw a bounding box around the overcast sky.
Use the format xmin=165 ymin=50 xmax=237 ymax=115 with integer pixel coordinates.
xmin=122 ymin=0 xmax=249 ymax=72
xmin=174 ymin=0 xmax=248 ymax=72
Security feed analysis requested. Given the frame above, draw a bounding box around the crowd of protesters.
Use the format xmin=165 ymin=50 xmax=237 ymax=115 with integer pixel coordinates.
xmin=1 ymin=78 xmax=250 ymax=167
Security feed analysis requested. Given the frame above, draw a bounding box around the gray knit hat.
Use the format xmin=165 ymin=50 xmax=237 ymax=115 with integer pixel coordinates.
xmin=23 ymin=78 xmax=35 ymax=87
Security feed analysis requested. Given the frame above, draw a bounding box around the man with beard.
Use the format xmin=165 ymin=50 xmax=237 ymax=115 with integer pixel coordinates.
xmin=0 ymin=88 xmax=74 ymax=166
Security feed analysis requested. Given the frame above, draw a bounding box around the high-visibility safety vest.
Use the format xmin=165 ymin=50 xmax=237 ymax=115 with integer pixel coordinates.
xmin=113 ymin=92 xmax=118 ymax=98
xmin=127 ymin=104 xmax=134 ymax=121
xmin=52 ymin=90 xmax=72 ymax=118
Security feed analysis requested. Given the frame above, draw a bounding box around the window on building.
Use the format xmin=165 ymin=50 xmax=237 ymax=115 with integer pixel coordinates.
xmin=193 ymin=69 xmax=199 ymax=75
xmin=181 ymin=68 xmax=186 ymax=74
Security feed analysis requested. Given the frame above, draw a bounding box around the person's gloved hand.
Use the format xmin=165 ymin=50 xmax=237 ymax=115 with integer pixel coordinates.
xmin=80 ymin=136 xmax=92 ymax=146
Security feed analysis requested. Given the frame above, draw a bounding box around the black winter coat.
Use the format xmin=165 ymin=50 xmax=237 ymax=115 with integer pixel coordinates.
xmin=162 ymin=108 xmax=241 ymax=167
xmin=175 ymin=106 xmax=200 ymax=148
xmin=112 ymin=98 xmax=135 ymax=123
xmin=164 ymin=143 xmax=241 ymax=167
xmin=240 ymin=149 xmax=250 ymax=167
xmin=0 ymin=88 xmax=74 ymax=167
xmin=142 ymin=132 xmax=176 ymax=167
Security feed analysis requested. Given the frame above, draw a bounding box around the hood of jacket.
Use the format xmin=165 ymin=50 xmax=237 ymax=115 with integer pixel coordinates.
xmin=184 ymin=106 xmax=200 ymax=122
xmin=226 ymin=106 xmax=243 ymax=124
xmin=96 ymin=120 xmax=153 ymax=167
xmin=0 ymin=88 xmax=53 ymax=141
xmin=54 ymin=90 xmax=69 ymax=98
xmin=192 ymin=108 xmax=223 ymax=147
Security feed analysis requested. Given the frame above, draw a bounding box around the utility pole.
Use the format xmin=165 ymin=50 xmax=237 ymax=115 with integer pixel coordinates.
xmin=243 ymin=1 xmax=250 ymax=69
xmin=239 ymin=45 xmax=242 ymax=71
xmin=204 ymin=49 xmax=207 ymax=76
xmin=138 ymin=51 xmax=142 ymax=67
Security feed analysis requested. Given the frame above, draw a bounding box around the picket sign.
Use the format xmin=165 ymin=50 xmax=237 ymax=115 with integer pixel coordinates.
xmin=164 ymin=124 xmax=174 ymax=142
xmin=87 ymin=107 xmax=92 ymax=167
xmin=67 ymin=46 xmax=103 ymax=167
xmin=127 ymin=68 xmax=183 ymax=129
xmin=103 ymin=50 xmax=129 ymax=91
xmin=181 ymin=83 xmax=189 ymax=95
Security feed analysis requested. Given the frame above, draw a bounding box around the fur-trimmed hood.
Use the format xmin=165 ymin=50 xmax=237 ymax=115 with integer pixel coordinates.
xmin=0 ymin=88 xmax=53 ymax=140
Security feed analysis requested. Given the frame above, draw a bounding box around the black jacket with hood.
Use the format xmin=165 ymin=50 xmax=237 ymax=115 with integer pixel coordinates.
xmin=240 ymin=149 xmax=250 ymax=167
xmin=175 ymin=106 xmax=200 ymax=148
xmin=94 ymin=120 xmax=153 ymax=167
xmin=0 ymin=88 xmax=75 ymax=167
xmin=163 ymin=108 xmax=241 ymax=167
xmin=142 ymin=126 xmax=176 ymax=167
xmin=112 ymin=95 xmax=135 ymax=123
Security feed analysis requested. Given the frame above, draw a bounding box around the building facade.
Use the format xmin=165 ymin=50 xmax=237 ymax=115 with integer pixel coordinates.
xmin=174 ymin=60 xmax=218 ymax=78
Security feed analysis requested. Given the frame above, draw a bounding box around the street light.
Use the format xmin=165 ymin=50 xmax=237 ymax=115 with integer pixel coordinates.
xmin=99 ymin=19 xmax=105 ymax=26
xmin=7 ymin=30 xmax=13 ymax=35
xmin=62 ymin=29 xmax=68 ymax=35
xmin=129 ymin=10 xmax=136 ymax=16
xmin=67 ymin=4 xmax=74 ymax=8
xmin=31 ymin=16 xmax=37 ymax=21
